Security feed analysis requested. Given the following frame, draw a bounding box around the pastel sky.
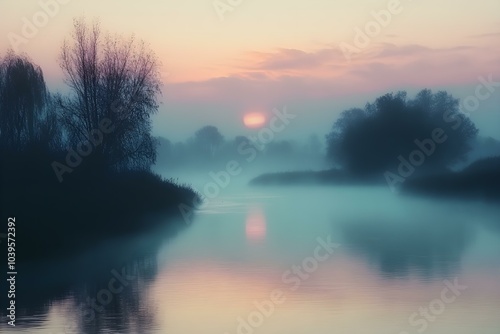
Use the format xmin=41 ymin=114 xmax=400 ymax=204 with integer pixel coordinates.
xmin=1 ymin=0 xmax=500 ymax=140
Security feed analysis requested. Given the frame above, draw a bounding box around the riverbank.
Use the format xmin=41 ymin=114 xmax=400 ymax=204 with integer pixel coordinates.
xmin=249 ymin=157 xmax=500 ymax=201
xmin=249 ymin=169 xmax=381 ymax=186
xmin=401 ymin=156 xmax=500 ymax=200
xmin=0 ymin=150 xmax=200 ymax=261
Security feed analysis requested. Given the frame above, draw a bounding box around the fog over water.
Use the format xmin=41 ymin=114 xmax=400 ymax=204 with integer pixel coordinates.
xmin=1 ymin=1 xmax=499 ymax=333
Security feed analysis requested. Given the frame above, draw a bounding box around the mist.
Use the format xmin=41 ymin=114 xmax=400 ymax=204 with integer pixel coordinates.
xmin=1 ymin=2 xmax=500 ymax=334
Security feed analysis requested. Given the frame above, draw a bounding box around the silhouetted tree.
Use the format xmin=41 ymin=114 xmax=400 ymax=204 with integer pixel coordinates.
xmin=233 ymin=135 xmax=250 ymax=147
xmin=194 ymin=125 xmax=224 ymax=158
xmin=58 ymin=18 xmax=161 ymax=171
xmin=305 ymin=133 xmax=323 ymax=156
xmin=265 ymin=140 xmax=295 ymax=160
xmin=326 ymin=90 xmax=478 ymax=175
xmin=0 ymin=53 xmax=49 ymax=150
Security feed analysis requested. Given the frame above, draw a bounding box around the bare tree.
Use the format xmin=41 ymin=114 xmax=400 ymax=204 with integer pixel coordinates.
xmin=58 ymin=18 xmax=161 ymax=171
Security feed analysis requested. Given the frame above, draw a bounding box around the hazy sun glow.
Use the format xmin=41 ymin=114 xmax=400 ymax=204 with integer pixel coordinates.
xmin=243 ymin=113 xmax=266 ymax=128
xmin=245 ymin=207 xmax=266 ymax=242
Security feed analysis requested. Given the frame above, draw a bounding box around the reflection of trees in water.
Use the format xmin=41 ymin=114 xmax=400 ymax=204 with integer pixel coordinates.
xmin=340 ymin=218 xmax=474 ymax=278
xmin=0 ymin=217 xmax=185 ymax=333
xmin=474 ymin=205 xmax=500 ymax=236
xmin=73 ymin=258 xmax=158 ymax=334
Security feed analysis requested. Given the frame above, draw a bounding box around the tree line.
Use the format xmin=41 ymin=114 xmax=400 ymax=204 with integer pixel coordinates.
xmin=156 ymin=126 xmax=325 ymax=171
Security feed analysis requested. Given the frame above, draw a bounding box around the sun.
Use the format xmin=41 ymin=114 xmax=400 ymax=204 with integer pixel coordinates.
xmin=243 ymin=112 xmax=266 ymax=128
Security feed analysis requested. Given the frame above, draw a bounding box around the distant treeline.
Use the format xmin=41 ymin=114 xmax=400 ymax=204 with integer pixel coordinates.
xmin=155 ymin=126 xmax=326 ymax=171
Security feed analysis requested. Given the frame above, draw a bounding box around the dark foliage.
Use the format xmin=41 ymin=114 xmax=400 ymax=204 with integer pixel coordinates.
xmin=401 ymin=156 xmax=500 ymax=201
xmin=326 ymin=90 xmax=478 ymax=176
xmin=249 ymin=169 xmax=381 ymax=186
xmin=0 ymin=22 xmax=199 ymax=261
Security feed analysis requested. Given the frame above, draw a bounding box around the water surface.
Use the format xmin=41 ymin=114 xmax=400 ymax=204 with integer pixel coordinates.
xmin=3 ymin=178 xmax=500 ymax=334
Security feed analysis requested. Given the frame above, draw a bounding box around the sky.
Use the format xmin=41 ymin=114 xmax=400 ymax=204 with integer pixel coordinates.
xmin=1 ymin=0 xmax=499 ymax=141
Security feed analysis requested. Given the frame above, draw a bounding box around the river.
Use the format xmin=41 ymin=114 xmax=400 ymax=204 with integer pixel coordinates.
xmin=2 ymin=173 xmax=500 ymax=334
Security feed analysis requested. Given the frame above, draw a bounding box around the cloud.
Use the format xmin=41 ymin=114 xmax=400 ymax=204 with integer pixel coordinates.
xmin=247 ymin=48 xmax=345 ymax=72
xmin=468 ymin=32 xmax=500 ymax=39
xmin=163 ymin=43 xmax=500 ymax=106
xmin=370 ymin=44 xmax=475 ymax=59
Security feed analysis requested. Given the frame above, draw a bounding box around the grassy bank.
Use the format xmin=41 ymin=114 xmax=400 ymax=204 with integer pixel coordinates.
xmin=0 ymin=149 xmax=200 ymax=261
xmin=249 ymin=168 xmax=382 ymax=186
xmin=401 ymin=156 xmax=500 ymax=201
xmin=249 ymin=157 xmax=500 ymax=202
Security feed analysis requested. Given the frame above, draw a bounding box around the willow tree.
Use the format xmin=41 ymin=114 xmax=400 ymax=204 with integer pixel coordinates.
xmin=58 ymin=18 xmax=161 ymax=171
xmin=0 ymin=53 xmax=48 ymax=151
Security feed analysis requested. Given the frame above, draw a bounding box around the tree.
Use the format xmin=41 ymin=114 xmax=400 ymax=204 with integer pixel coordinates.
xmin=193 ymin=125 xmax=224 ymax=158
xmin=326 ymin=90 xmax=478 ymax=175
xmin=155 ymin=136 xmax=172 ymax=166
xmin=306 ymin=134 xmax=322 ymax=156
xmin=265 ymin=140 xmax=295 ymax=160
xmin=58 ymin=18 xmax=161 ymax=171
xmin=0 ymin=53 xmax=49 ymax=150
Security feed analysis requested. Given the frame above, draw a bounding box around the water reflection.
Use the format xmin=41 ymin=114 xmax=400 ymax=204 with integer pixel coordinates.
xmin=245 ymin=207 xmax=267 ymax=242
xmin=0 ymin=215 xmax=186 ymax=334
xmin=340 ymin=217 xmax=474 ymax=278
xmin=2 ymin=187 xmax=500 ymax=334
xmin=70 ymin=258 xmax=157 ymax=334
